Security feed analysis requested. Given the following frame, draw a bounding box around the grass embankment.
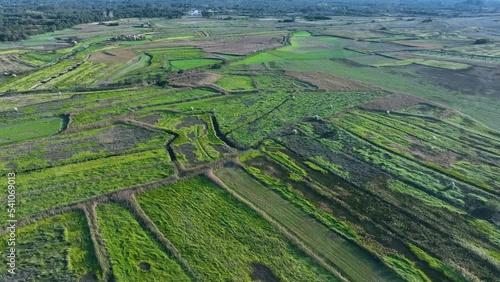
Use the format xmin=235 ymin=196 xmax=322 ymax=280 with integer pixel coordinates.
xmin=216 ymin=166 xmax=399 ymax=282
xmin=0 ymin=117 xmax=62 ymax=145
xmin=0 ymin=211 xmax=101 ymax=281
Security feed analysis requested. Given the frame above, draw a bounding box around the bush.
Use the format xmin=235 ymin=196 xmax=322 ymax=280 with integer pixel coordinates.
xmin=473 ymin=38 xmax=491 ymax=44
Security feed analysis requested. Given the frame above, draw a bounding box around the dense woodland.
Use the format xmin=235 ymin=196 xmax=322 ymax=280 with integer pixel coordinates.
xmin=0 ymin=0 xmax=500 ymax=41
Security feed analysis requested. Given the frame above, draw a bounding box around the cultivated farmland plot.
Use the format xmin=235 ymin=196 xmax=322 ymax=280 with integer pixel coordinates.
xmin=0 ymin=7 xmax=499 ymax=282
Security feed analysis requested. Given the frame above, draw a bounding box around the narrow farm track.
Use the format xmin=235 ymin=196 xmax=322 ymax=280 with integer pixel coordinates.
xmin=83 ymin=202 xmax=113 ymax=281
xmin=125 ymin=195 xmax=203 ymax=282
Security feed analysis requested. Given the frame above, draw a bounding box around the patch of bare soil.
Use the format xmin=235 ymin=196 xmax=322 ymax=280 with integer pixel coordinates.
xmin=200 ymin=33 xmax=286 ymax=55
xmin=250 ymin=263 xmax=280 ymax=282
xmin=170 ymin=71 xmax=221 ymax=86
xmin=97 ymin=125 xmax=156 ymax=151
xmin=79 ymin=271 xmax=99 ymax=282
xmin=89 ymin=48 xmax=137 ymax=63
xmin=361 ymin=93 xmax=423 ymax=111
xmin=287 ymin=71 xmax=377 ymax=91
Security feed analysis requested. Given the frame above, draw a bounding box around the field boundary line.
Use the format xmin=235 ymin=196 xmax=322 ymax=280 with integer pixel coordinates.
xmin=206 ymin=170 xmax=350 ymax=282
xmin=124 ymin=195 xmax=203 ymax=282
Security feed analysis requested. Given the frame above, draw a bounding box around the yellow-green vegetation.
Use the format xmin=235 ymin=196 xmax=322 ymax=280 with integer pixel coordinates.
xmin=20 ymin=51 xmax=63 ymax=65
xmin=238 ymin=149 xmax=263 ymax=162
xmin=408 ymin=244 xmax=467 ymax=282
xmin=235 ymin=31 xmax=362 ymax=65
xmin=214 ymin=74 xmax=255 ymax=91
xmin=216 ymin=167 xmax=399 ymax=282
xmin=0 ymin=59 xmax=79 ymax=91
xmin=97 ymin=202 xmax=190 ymax=282
xmin=0 ymin=117 xmax=62 ymax=145
xmin=41 ymin=60 xmax=112 ymax=88
xmin=0 ymin=124 xmax=173 ymax=174
xmin=262 ymin=145 xmax=307 ymax=181
xmin=375 ymin=58 xmax=470 ymax=70
xmin=0 ymin=211 xmax=101 ymax=281
xmin=303 ymin=161 xmax=328 ymax=174
xmin=170 ymin=58 xmax=222 ymax=70
xmin=0 ymin=92 xmax=70 ymax=111
xmin=384 ymin=255 xmax=431 ymax=282
xmin=138 ymin=176 xmax=337 ymax=281
xmin=104 ymin=54 xmax=150 ymax=82
xmin=471 ymin=219 xmax=500 ymax=248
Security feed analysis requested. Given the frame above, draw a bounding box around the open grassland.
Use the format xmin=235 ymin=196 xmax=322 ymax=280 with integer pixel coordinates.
xmin=235 ymin=31 xmax=362 ymax=65
xmin=0 ymin=124 xmax=173 ymax=174
xmin=1 ymin=149 xmax=173 ymax=219
xmin=0 ymin=92 xmax=70 ymax=111
xmin=214 ymin=74 xmax=255 ymax=91
xmin=103 ymin=54 xmax=150 ymax=82
xmin=40 ymin=61 xmax=112 ymax=88
xmin=97 ymin=202 xmax=190 ymax=282
xmin=332 ymin=110 xmax=500 ymax=192
xmin=216 ymin=166 xmax=401 ymax=282
xmin=0 ymin=117 xmax=62 ymax=145
xmin=138 ymin=176 xmax=338 ymax=281
xmin=71 ymin=88 xmax=218 ymax=127
xmin=0 ymin=211 xmax=101 ymax=281
xmin=227 ymin=90 xmax=387 ymax=148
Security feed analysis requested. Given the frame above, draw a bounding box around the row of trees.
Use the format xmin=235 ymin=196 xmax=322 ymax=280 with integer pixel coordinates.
xmin=0 ymin=0 xmax=184 ymax=41
xmin=2 ymin=0 xmax=500 ymax=42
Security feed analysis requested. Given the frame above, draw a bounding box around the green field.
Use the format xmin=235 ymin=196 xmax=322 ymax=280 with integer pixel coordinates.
xmin=0 ymin=117 xmax=62 ymax=145
xmin=235 ymin=32 xmax=362 ymax=65
xmin=138 ymin=176 xmax=338 ymax=281
xmin=216 ymin=166 xmax=401 ymax=282
xmin=170 ymin=58 xmax=222 ymax=70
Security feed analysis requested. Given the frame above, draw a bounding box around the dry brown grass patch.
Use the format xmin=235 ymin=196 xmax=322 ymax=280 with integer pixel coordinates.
xmin=287 ymin=71 xmax=377 ymax=91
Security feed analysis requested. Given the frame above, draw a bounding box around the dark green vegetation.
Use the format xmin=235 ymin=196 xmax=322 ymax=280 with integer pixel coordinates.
xmin=0 ymin=10 xmax=499 ymax=282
